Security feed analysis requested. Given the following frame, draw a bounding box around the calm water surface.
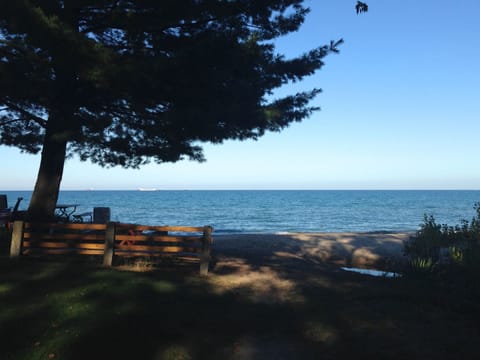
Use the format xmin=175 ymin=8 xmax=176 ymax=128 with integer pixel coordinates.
xmin=2 ymin=190 xmax=479 ymax=234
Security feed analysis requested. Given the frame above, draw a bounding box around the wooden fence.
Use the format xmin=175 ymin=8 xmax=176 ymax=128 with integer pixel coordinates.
xmin=10 ymin=221 xmax=213 ymax=275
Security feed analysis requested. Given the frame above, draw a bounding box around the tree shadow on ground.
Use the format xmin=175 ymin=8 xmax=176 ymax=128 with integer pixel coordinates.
xmin=212 ymin=232 xmax=411 ymax=272
xmin=1 ymin=233 xmax=480 ymax=360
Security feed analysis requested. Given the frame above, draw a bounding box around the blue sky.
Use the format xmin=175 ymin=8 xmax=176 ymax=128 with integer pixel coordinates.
xmin=2 ymin=0 xmax=480 ymax=190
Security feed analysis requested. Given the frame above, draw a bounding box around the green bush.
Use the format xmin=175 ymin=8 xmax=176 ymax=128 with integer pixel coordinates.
xmin=404 ymin=202 xmax=480 ymax=273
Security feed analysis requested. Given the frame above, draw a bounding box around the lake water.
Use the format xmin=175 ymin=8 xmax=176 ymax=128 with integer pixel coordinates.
xmin=1 ymin=190 xmax=479 ymax=234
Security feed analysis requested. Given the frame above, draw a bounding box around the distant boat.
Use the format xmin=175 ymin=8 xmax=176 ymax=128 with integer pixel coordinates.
xmin=138 ymin=188 xmax=157 ymax=192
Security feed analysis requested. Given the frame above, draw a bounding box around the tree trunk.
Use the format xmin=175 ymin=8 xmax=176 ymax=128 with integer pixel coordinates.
xmin=28 ymin=123 xmax=68 ymax=222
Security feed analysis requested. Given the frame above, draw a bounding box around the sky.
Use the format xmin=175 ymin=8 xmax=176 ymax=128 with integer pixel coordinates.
xmin=1 ymin=0 xmax=480 ymax=190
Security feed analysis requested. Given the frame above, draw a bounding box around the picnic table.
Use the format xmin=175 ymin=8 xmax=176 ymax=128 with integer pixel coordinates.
xmin=55 ymin=204 xmax=80 ymax=222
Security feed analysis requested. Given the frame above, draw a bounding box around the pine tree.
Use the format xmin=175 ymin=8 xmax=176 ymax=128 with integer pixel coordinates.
xmin=1 ymin=1 xmax=344 ymax=220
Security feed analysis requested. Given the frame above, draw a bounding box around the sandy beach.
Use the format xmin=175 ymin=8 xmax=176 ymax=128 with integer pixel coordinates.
xmin=202 ymin=232 xmax=414 ymax=306
xmin=212 ymin=231 xmax=414 ymax=270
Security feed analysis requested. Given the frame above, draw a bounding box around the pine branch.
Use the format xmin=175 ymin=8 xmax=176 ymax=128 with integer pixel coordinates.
xmin=355 ymin=2 xmax=368 ymax=14
xmin=3 ymin=101 xmax=47 ymax=127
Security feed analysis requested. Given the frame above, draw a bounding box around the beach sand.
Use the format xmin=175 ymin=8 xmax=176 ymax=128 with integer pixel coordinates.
xmin=213 ymin=232 xmax=413 ymax=269
xmin=202 ymin=232 xmax=414 ymax=306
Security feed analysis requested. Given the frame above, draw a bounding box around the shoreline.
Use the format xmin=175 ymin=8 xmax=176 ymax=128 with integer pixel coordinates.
xmin=213 ymin=229 xmax=417 ymax=235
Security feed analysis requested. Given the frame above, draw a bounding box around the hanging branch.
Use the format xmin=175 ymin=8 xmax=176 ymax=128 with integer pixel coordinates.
xmin=355 ymin=2 xmax=368 ymax=14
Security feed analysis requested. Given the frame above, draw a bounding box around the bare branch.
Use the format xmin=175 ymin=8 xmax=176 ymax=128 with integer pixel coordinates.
xmin=3 ymin=101 xmax=47 ymax=127
xmin=0 ymin=118 xmax=20 ymax=126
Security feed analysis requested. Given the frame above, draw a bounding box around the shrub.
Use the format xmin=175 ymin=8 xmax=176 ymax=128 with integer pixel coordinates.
xmin=404 ymin=202 xmax=480 ymax=273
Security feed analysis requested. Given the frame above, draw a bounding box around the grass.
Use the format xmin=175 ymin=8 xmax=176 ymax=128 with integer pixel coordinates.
xmin=1 ymin=229 xmax=480 ymax=359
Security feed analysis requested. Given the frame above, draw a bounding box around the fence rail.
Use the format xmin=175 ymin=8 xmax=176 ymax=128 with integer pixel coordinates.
xmin=10 ymin=221 xmax=213 ymax=275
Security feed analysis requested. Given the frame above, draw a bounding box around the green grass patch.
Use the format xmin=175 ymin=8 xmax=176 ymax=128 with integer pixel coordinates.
xmin=0 ymin=257 xmax=479 ymax=360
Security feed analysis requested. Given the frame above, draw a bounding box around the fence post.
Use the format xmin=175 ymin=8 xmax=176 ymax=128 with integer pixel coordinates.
xmin=93 ymin=207 xmax=111 ymax=224
xmin=10 ymin=220 xmax=24 ymax=257
xmin=200 ymin=226 xmax=213 ymax=275
xmin=103 ymin=222 xmax=116 ymax=267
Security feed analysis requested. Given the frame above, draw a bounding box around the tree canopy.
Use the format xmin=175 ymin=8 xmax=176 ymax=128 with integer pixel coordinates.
xmin=0 ymin=1 xmax=358 ymax=219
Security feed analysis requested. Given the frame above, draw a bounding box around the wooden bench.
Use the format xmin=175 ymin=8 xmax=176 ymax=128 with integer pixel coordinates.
xmin=10 ymin=221 xmax=213 ymax=275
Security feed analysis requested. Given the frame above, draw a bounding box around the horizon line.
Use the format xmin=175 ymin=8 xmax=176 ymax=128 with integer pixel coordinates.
xmin=2 ymin=188 xmax=480 ymax=191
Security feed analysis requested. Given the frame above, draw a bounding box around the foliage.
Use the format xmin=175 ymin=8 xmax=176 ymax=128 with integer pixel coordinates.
xmin=402 ymin=257 xmax=436 ymax=277
xmin=355 ymin=1 xmax=369 ymax=14
xmin=0 ymin=0 xmax=351 ymax=219
xmin=404 ymin=202 xmax=480 ymax=276
xmin=0 ymin=1 xmax=337 ymax=167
